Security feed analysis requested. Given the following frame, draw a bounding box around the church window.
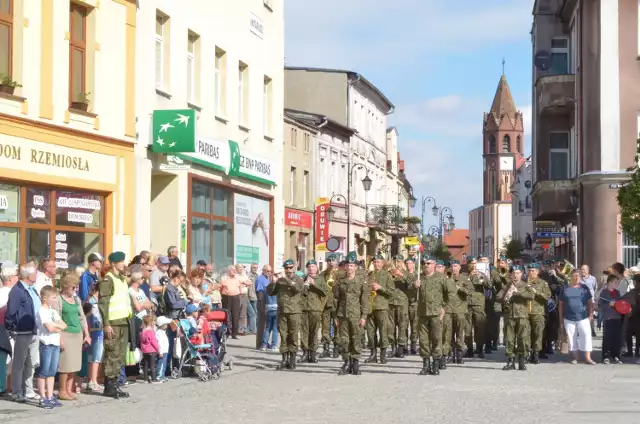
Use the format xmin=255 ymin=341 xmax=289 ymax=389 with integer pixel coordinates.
xmin=516 ymin=135 xmax=521 ymax=152
xmin=489 ymin=135 xmax=496 ymax=153
xmin=503 ymin=135 xmax=511 ymax=151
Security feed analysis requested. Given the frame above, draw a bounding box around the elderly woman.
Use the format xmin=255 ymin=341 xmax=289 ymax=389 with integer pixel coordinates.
xmin=129 ymin=272 xmax=153 ymax=320
xmin=0 ymin=261 xmax=19 ymax=395
xmin=559 ymin=269 xmax=596 ymax=365
xmin=54 ymin=273 xmax=90 ymax=400
xmin=221 ymin=265 xmax=249 ymax=339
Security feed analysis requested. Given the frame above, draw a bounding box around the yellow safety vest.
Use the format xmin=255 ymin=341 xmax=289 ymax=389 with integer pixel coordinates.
xmin=107 ymin=272 xmax=132 ymax=321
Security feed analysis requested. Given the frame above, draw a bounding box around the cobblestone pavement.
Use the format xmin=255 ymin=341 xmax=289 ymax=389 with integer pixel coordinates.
xmin=2 ymin=334 xmax=640 ymax=424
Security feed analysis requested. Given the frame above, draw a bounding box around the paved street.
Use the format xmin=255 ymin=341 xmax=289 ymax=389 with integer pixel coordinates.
xmin=2 ymin=335 xmax=640 ymax=424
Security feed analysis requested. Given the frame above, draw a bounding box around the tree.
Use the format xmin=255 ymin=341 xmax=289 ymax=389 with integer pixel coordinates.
xmin=503 ymin=239 xmax=525 ymax=260
xmin=617 ymin=138 xmax=640 ymax=243
xmin=432 ymin=244 xmax=451 ymax=261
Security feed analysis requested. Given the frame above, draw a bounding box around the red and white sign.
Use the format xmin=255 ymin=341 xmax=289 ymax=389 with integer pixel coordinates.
xmin=315 ymin=198 xmax=330 ymax=252
xmin=284 ymin=208 xmax=312 ymax=229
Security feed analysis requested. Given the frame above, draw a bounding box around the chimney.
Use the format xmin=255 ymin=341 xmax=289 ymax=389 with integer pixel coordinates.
xmin=399 ymin=160 xmax=405 ymax=172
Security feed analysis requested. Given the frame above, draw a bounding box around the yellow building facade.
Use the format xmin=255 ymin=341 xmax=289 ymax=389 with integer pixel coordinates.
xmin=0 ymin=0 xmax=137 ymax=268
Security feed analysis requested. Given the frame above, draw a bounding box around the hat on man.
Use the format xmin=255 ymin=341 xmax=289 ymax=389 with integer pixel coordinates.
xmin=405 ymin=257 xmax=415 ymax=263
xmin=283 ymin=259 xmax=295 ymax=267
xmin=449 ymin=260 xmax=460 ymax=265
xmin=196 ymin=260 xmax=207 ymax=266
xmin=374 ymin=254 xmax=384 ymax=260
xmin=156 ymin=316 xmax=173 ymax=327
xmin=157 ymin=255 xmax=171 ymax=265
xmin=527 ymin=262 xmax=541 ymax=269
xmin=108 ymin=251 xmax=125 ymax=263
xmin=393 ymin=254 xmax=404 ymax=261
xmin=346 ymin=252 xmax=358 ymax=264
xmin=327 ymin=254 xmax=337 ymax=262
xmin=306 ymin=259 xmax=317 ymax=267
xmin=511 ymin=265 xmax=524 ymax=272
xmin=499 ymin=255 xmax=507 ymax=261
xmin=87 ymin=253 xmax=103 ymax=263
xmin=421 ymin=255 xmax=436 ymax=263
xmin=466 ymin=256 xmax=476 ymax=263
xmin=436 ymin=260 xmax=444 ymax=266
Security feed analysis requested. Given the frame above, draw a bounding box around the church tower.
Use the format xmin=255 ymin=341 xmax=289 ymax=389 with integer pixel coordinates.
xmin=482 ymin=74 xmax=524 ymax=205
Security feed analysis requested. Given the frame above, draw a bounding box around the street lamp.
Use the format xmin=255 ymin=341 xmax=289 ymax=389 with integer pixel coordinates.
xmin=409 ymin=194 xmax=417 ymax=208
xmin=438 ymin=206 xmax=453 ymax=243
xmin=361 ymin=175 xmax=373 ymax=192
xmin=420 ymin=196 xmax=438 ymax=236
xmin=325 ymin=194 xmax=347 ymax=222
xmin=346 ymin=162 xmax=372 ymax=252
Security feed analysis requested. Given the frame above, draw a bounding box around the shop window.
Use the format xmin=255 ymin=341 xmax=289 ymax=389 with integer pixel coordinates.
xmin=191 ymin=181 xmax=211 ymax=214
xmin=0 ymin=184 xmax=19 ymax=223
xmin=213 ymin=220 xmax=233 ymax=269
xmin=0 ymin=227 xmax=18 ymax=264
xmin=191 ymin=216 xmax=211 ymax=267
xmin=26 ymin=188 xmax=51 ymax=224
xmin=55 ymin=191 xmax=102 ymax=229
xmin=55 ymin=230 xmax=101 ymax=269
xmin=213 ymin=187 xmax=232 ymax=217
xmin=26 ymin=228 xmax=50 ymax=263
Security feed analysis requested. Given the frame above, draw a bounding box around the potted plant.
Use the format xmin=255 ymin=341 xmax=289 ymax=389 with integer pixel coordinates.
xmin=403 ymin=216 xmax=422 ymax=225
xmin=71 ymin=92 xmax=90 ymax=112
xmin=0 ymin=75 xmax=22 ymax=95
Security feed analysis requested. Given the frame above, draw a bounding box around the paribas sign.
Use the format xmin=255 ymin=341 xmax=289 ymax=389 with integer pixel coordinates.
xmin=240 ymin=155 xmax=271 ymax=175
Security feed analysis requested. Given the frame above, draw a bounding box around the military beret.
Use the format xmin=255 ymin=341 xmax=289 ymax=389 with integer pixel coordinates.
xmin=449 ymin=260 xmax=460 ymax=265
xmin=108 ymin=251 xmax=126 ymax=263
xmin=466 ymin=256 xmax=476 ymax=263
xmin=499 ymin=255 xmax=507 ymax=261
xmin=511 ymin=265 xmax=524 ymax=272
xmin=393 ymin=254 xmax=404 ymax=261
xmin=283 ymin=259 xmax=295 ymax=267
xmin=404 ymin=257 xmax=415 ymax=263
xmin=346 ymin=251 xmax=358 ymax=264
xmin=306 ymin=259 xmax=317 ymax=267
xmin=527 ymin=262 xmax=540 ymax=269
xmin=436 ymin=260 xmax=445 ymax=265
xmin=326 ymin=254 xmax=337 ymax=261
xmin=422 ymin=255 xmax=436 ymax=263
xmin=478 ymin=253 xmax=487 ymax=258
xmin=374 ymin=254 xmax=384 ymax=260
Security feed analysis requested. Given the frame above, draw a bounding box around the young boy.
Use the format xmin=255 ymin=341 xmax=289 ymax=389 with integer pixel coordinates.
xmin=599 ymin=274 xmax=622 ymax=364
xmin=84 ymin=285 xmax=103 ymax=392
xmin=36 ymin=286 xmax=67 ymax=409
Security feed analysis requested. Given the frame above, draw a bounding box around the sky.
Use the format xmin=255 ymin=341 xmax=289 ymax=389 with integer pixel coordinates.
xmin=284 ymin=0 xmax=534 ymax=231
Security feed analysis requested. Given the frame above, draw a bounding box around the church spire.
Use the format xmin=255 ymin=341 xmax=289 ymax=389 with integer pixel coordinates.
xmin=489 ymin=74 xmax=517 ymax=119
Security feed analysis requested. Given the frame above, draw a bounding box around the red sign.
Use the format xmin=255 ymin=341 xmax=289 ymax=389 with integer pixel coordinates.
xmin=284 ymin=208 xmax=313 ymax=229
xmin=315 ymin=198 xmax=330 ymax=252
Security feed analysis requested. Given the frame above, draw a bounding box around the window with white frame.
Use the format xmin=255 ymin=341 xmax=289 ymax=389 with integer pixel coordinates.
xmin=187 ymin=33 xmax=196 ymax=102
xmin=238 ymin=62 xmax=248 ymax=126
xmin=289 ymin=166 xmax=296 ymax=205
xmin=214 ymin=49 xmax=222 ymax=115
xmin=622 ymin=232 xmax=640 ymax=268
xmin=303 ymin=171 xmax=309 ymax=208
xmin=155 ymin=14 xmax=165 ymax=89
xmin=549 ymin=132 xmax=570 ymax=180
xmin=263 ymin=75 xmax=272 ymax=135
xmin=550 ymin=37 xmax=569 ymax=75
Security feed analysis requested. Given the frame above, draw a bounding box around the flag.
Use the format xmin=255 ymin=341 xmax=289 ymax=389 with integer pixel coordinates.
xmin=151 ymin=109 xmax=196 ymax=153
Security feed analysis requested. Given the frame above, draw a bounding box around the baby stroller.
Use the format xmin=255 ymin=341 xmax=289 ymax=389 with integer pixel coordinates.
xmin=172 ymin=319 xmax=221 ymax=381
xmin=206 ymin=309 xmax=233 ymax=372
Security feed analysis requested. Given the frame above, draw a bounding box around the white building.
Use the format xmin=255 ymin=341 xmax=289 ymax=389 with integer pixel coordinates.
xmin=511 ymin=157 xmax=533 ymax=248
xmin=468 ymin=204 xmax=512 ymax=260
xmin=135 ymin=0 xmax=284 ymax=270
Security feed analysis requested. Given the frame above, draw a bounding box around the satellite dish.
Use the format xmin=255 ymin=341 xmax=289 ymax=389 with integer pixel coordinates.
xmin=534 ymin=51 xmax=551 ymax=71
xmin=326 ymin=237 xmax=340 ymax=252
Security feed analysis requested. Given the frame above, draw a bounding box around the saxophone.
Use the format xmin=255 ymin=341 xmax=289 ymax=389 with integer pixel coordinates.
xmin=368 ymin=269 xmax=377 ymax=313
xmin=322 ymin=269 xmax=336 ymax=309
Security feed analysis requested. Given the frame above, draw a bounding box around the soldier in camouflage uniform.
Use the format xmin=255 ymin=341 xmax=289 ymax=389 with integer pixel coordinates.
xmin=320 ymin=254 xmax=339 ymax=358
xmin=388 ymin=255 xmax=411 ymax=358
xmin=405 ymin=257 xmax=419 ymax=354
xmin=364 ymin=255 xmax=393 ymax=364
xmin=416 ymin=256 xmax=450 ymax=376
xmin=497 ymin=265 xmax=535 ymax=371
xmin=525 ymin=263 xmax=551 ymax=364
xmin=335 ymin=252 xmax=369 ymax=375
xmin=435 ymin=260 xmax=446 ymax=275
xmin=439 ymin=263 xmax=457 ymax=370
xmin=490 ymin=257 xmax=509 ymax=350
xmin=448 ymin=260 xmax=473 ymax=364
xmin=299 ymin=260 xmax=328 ymax=363
xmin=465 ymin=256 xmax=490 ymax=358
xmin=267 ymin=259 xmax=304 ymax=370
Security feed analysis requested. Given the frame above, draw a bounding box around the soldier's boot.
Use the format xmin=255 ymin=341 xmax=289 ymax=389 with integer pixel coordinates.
xmin=322 ymin=342 xmax=330 ymax=358
xmin=517 ymin=354 xmax=527 ymax=371
xmin=475 ymin=344 xmax=485 ymax=359
xmin=410 ymin=342 xmax=418 ymax=355
xmin=484 ymin=342 xmax=492 ymax=354
xmin=351 ymin=359 xmax=362 ymax=375
xmin=380 ymin=348 xmax=388 ymax=365
xmin=114 ymin=381 xmax=130 ymax=398
xmin=431 ymin=358 xmax=440 ymax=375
xmin=289 ymin=352 xmax=297 ymax=370
xmin=102 ymin=378 xmax=119 ymax=399
xmin=464 ymin=345 xmax=475 ymax=358
xmin=332 ymin=344 xmax=341 ymax=358
xmin=299 ymin=350 xmax=309 ymax=363
xmin=531 ymin=351 xmax=540 ymax=364
xmin=419 ymin=358 xmax=430 ymax=375
xmin=277 ymin=353 xmax=288 ymax=370
xmin=309 ymin=350 xmax=318 ymax=363
xmin=446 ymin=351 xmax=453 ymax=363
xmin=396 ymin=345 xmax=405 ymax=359
xmin=456 ymin=349 xmax=465 ymax=365
xmin=338 ymin=359 xmax=350 ymax=375
xmin=439 ymin=356 xmax=447 ymax=370
xmin=403 ymin=345 xmax=409 ymax=356
xmin=502 ymin=358 xmax=515 ymax=371
xmin=364 ymin=349 xmax=377 ymax=364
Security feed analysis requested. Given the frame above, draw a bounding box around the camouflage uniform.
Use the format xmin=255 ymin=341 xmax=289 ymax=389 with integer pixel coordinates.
xmin=526 ymin=275 xmax=551 ymax=362
xmin=497 ymin=276 xmax=535 ymax=370
xmin=364 ymin=268 xmax=393 ymax=363
xmin=300 ymin=271 xmax=328 ymax=362
xmin=268 ymin=268 xmax=304 ymax=370
xmin=448 ymin=272 xmax=473 ymax=364
xmin=417 ymin=271 xmax=450 ymax=375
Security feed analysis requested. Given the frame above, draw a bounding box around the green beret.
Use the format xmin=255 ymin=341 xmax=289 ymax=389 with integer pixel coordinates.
xmin=466 ymin=256 xmax=476 ymax=262
xmin=306 ymin=259 xmax=317 ymax=267
xmin=374 ymin=254 xmax=384 ymax=260
xmin=499 ymin=255 xmax=507 ymax=261
xmin=478 ymin=253 xmax=487 ymax=258
xmin=436 ymin=260 xmax=444 ymax=265
xmin=108 ymin=251 xmax=126 ymax=263
xmin=326 ymin=254 xmax=337 ymax=261
xmin=283 ymin=259 xmax=294 ymax=267
xmin=450 ymin=260 xmax=460 ymax=265
xmin=404 ymin=257 xmax=415 ymax=263
xmin=346 ymin=252 xmax=357 ymax=264
xmin=527 ymin=262 xmax=540 ymax=269
xmin=393 ymin=254 xmax=404 ymax=261
xmin=511 ymin=265 xmax=524 ymax=272
xmin=421 ymin=255 xmax=436 ymax=263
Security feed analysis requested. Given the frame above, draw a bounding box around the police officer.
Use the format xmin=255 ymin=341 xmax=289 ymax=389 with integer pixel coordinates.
xmin=268 ymin=259 xmax=304 ymax=370
xmin=99 ymin=251 xmax=132 ymax=399
xmin=335 ymin=252 xmax=368 ymax=375
xmin=364 ymin=255 xmax=393 ymax=364
xmin=299 ymin=260 xmax=328 ymax=363
xmin=526 ymin=263 xmax=551 ymax=364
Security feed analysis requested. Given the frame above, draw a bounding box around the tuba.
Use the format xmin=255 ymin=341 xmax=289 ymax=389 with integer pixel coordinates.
xmin=560 ymin=260 xmax=574 ymax=276
xmin=368 ymin=268 xmax=377 ymax=313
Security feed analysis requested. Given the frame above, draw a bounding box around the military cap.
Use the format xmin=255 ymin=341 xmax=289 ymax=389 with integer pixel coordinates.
xmin=393 ymin=254 xmax=404 ymax=261
xmin=527 ymin=262 xmax=540 ymax=269
xmin=108 ymin=251 xmax=125 ymax=263
xmin=466 ymin=256 xmax=476 ymax=263
xmin=436 ymin=260 xmax=445 ymax=265
xmin=543 ymin=260 xmax=552 ymax=266
xmin=449 ymin=259 xmax=460 ymax=265
xmin=405 ymin=257 xmax=415 ymax=263
xmin=478 ymin=252 xmax=487 ymax=258
xmin=346 ymin=251 xmax=358 ymax=264
xmin=306 ymin=259 xmax=317 ymax=267
xmin=510 ymin=265 xmax=524 ymax=272
xmin=499 ymin=255 xmax=507 ymax=261
xmin=374 ymin=254 xmax=384 ymax=260
xmin=326 ymin=254 xmax=337 ymax=262
xmin=422 ymin=255 xmax=436 ymax=263
xmin=283 ymin=259 xmax=295 ymax=267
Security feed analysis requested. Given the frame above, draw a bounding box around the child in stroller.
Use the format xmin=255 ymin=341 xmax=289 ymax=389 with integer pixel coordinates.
xmin=205 ymin=306 xmax=233 ymax=371
xmin=172 ymin=304 xmax=220 ymax=381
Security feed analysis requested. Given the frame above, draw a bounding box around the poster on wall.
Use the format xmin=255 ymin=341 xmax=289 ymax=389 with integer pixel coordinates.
xmin=234 ymin=194 xmax=270 ymax=267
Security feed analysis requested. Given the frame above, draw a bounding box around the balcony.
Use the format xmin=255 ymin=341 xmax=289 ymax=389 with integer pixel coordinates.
xmin=535 ymin=74 xmax=575 ymax=116
xmin=366 ymin=204 xmax=417 ymax=236
xmin=531 ymin=179 xmax=577 ymax=221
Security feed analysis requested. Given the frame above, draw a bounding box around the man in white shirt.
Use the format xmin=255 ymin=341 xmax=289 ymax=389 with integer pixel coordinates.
xmin=35 ymin=258 xmax=57 ymax=294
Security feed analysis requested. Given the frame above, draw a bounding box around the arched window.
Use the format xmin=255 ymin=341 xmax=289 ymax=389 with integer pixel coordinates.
xmin=503 ymin=135 xmax=511 ymax=151
xmin=489 ymin=135 xmax=496 ymax=153
xmin=516 ymin=135 xmax=521 ymax=152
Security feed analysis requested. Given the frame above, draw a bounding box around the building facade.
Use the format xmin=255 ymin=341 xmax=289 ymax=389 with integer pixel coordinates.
xmin=511 ymin=156 xmax=533 ymax=248
xmin=283 ymin=112 xmax=315 ymax=271
xmin=531 ymin=0 xmax=640 ymax=270
xmin=0 ymin=0 xmax=137 ymax=268
xmin=135 ymin=0 xmax=284 ymax=271
xmin=284 ymin=67 xmax=397 ymax=260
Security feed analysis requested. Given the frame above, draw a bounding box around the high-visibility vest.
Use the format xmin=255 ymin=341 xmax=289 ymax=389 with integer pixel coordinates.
xmin=107 ymin=272 xmax=132 ymax=321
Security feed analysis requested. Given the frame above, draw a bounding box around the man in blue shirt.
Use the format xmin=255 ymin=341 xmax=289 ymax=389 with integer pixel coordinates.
xmin=254 ymin=265 xmax=273 ymax=349
xmin=79 ymin=253 xmax=103 ymax=303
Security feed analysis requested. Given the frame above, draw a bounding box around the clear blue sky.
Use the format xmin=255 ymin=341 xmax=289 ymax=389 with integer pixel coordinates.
xmin=285 ymin=0 xmax=533 ymax=229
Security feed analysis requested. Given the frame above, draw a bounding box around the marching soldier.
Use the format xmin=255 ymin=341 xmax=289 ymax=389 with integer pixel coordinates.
xmin=489 ymin=256 xmax=509 ymax=350
xmin=465 ymin=256 xmax=489 ymax=358
xmin=364 ymin=255 xmax=393 ymax=364
xmin=416 ymin=256 xmax=449 ymax=375
xmin=448 ymin=260 xmax=473 ymax=364
xmin=405 ymin=257 xmax=420 ymax=355
xmin=497 ymin=265 xmax=535 ymax=371
xmin=268 ymin=259 xmax=304 ymax=370
xmin=320 ymin=254 xmax=339 ymax=358
xmin=435 ymin=260 xmax=446 ymax=275
xmin=299 ymin=260 xmax=328 ymax=363
xmin=525 ymin=263 xmax=551 ymax=364
xmin=389 ymin=255 xmax=410 ymax=358
xmin=440 ymin=266 xmax=457 ymax=369
xmin=335 ymin=252 xmax=369 ymax=375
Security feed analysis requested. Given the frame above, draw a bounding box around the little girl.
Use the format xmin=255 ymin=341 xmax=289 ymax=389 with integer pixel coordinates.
xmin=139 ymin=315 xmax=161 ymax=384
xmin=155 ymin=316 xmax=171 ymax=382
xmin=37 ymin=286 xmax=67 ymax=409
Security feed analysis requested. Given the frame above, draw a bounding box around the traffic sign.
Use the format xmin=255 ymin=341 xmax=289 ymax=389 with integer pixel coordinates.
xmin=326 ymin=237 xmax=340 ymax=252
xmin=536 ymin=232 xmax=569 ymax=239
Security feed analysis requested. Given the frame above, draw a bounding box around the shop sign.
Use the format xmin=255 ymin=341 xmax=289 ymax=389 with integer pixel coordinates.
xmin=151 ymin=109 xmax=196 ymax=153
xmin=315 ymin=198 xmax=330 ymax=252
xmin=250 ymin=13 xmax=264 ymax=39
xmin=55 ymin=232 xmax=69 ymax=269
xmin=0 ymin=195 xmax=7 ymax=210
xmin=56 ymin=193 xmax=102 ymax=226
xmin=159 ymin=155 xmax=191 ymax=171
xmin=229 ymin=140 xmax=276 ymax=186
xmin=176 ymin=138 xmax=230 ymax=173
xmin=0 ymin=135 xmax=116 ymax=184
xmin=285 ymin=208 xmax=313 ymax=229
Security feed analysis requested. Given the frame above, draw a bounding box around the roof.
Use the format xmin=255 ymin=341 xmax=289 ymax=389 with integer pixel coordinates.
xmin=285 ymin=66 xmax=395 ymax=113
xmin=489 ymin=75 xmax=518 ymax=118
xmin=443 ymin=229 xmax=470 ymax=247
xmin=284 ymin=108 xmax=355 ymax=136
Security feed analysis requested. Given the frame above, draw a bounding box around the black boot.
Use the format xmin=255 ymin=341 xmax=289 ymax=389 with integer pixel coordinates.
xmin=277 ymin=353 xmax=288 ymax=370
xmin=517 ymin=354 xmax=527 ymax=371
xmin=484 ymin=343 xmax=492 ymax=354
xmin=439 ymin=356 xmax=447 ymax=370
xmin=380 ymin=348 xmax=388 ymax=364
xmin=419 ymin=358 xmax=429 ymax=375
xmin=456 ymin=349 xmax=465 ymax=365
xmin=338 ymin=359 xmax=350 ymax=375
xmin=333 ymin=344 xmax=341 ymax=358
xmin=431 ymin=358 xmax=440 ymax=375
xmin=351 ymin=359 xmax=361 ymax=375
xmin=531 ymin=351 xmax=540 ymax=364
xmin=102 ymin=377 xmax=119 ymax=399
xmin=364 ymin=349 xmax=377 ymax=364
xmin=309 ymin=350 xmax=318 ymax=363
xmin=502 ymin=357 xmax=515 ymax=371
xmin=289 ymin=352 xmax=297 ymax=370
xmin=322 ymin=342 xmax=330 ymax=358
xmin=475 ymin=344 xmax=485 ymax=359
xmin=464 ymin=345 xmax=475 ymax=358
xmin=396 ymin=345 xmax=405 ymax=358
xmin=299 ymin=350 xmax=309 ymax=363
xmin=115 ymin=381 xmax=130 ymax=398
xmin=410 ymin=342 xmax=418 ymax=355
xmin=403 ymin=345 xmax=409 ymax=356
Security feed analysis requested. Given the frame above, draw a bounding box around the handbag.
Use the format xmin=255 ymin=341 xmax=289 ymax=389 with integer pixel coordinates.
xmin=173 ymin=335 xmax=182 ymax=359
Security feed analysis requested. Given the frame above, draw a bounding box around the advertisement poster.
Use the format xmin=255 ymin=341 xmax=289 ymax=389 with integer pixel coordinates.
xmin=234 ymin=193 xmax=270 ymax=267
xmin=315 ymin=198 xmax=330 ymax=252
